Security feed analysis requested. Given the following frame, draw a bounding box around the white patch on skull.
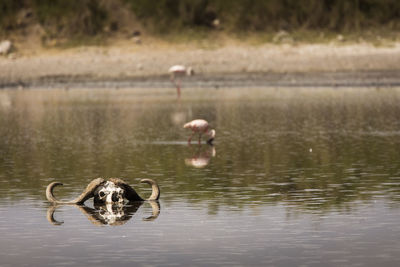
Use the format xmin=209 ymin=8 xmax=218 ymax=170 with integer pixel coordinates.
xmin=97 ymin=181 xmax=125 ymax=203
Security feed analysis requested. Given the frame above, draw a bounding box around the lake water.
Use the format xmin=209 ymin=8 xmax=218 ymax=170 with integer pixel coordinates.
xmin=0 ymin=87 xmax=399 ymax=266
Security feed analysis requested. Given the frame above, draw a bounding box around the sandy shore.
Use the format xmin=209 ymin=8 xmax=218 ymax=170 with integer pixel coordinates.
xmin=1 ymin=42 xmax=400 ymax=88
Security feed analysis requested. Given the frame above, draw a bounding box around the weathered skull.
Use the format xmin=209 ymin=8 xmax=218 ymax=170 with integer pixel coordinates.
xmin=97 ymin=181 xmax=125 ymax=204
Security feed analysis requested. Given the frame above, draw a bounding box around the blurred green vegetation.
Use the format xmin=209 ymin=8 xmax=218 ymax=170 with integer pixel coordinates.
xmin=125 ymin=0 xmax=400 ymax=32
xmin=33 ymin=0 xmax=107 ymax=36
xmin=1 ymin=0 xmax=107 ymax=37
xmin=0 ymin=0 xmax=400 ymax=41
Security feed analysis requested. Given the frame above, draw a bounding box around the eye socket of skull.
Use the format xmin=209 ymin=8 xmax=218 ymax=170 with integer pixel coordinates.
xmin=99 ymin=191 xmax=106 ymax=198
xmin=113 ymin=188 xmax=124 ymax=202
xmin=97 ymin=181 xmax=125 ymax=203
xmin=112 ymin=192 xmax=120 ymax=202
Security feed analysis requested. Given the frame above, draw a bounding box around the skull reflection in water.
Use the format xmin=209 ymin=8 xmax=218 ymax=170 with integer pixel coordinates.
xmin=98 ymin=203 xmax=127 ymax=225
xmin=96 ymin=181 xmax=125 ymax=204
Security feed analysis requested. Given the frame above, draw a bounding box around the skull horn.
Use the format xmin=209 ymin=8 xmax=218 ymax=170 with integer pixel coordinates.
xmin=109 ymin=178 xmax=160 ymax=201
xmin=46 ymin=178 xmax=105 ymax=204
xmin=140 ymin=179 xmax=160 ymax=201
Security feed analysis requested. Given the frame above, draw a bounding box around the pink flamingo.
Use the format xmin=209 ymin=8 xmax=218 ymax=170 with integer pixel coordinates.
xmin=183 ymin=119 xmax=216 ymax=145
xmin=168 ymin=65 xmax=194 ymax=98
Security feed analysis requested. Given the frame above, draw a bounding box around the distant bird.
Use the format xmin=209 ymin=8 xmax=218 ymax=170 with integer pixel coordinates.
xmin=183 ymin=119 xmax=215 ymax=145
xmin=168 ymin=65 xmax=194 ymax=98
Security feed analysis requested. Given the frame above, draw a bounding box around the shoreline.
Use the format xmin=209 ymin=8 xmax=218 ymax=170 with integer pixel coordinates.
xmin=2 ymin=70 xmax=400 ymax=89
xmin=1 ymin=42 xmax=400 ymax=88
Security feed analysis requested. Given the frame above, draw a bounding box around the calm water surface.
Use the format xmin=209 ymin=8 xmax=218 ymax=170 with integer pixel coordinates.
xmin=0 ymin=87 xmax=399 ymax=266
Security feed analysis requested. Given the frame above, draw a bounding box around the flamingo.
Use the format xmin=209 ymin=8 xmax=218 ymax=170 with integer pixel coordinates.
xmin=168 ymin=65 xmax=194 ymax=98
xmin=183 ymin=119 xmax=215 ymax=145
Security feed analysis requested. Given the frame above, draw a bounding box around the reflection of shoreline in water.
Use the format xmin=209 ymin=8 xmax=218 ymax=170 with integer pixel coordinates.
xmin=3 ymin=71 xmax=400 ymax=90
xmin=149 ymin=141 xmax=189 ymax=145
xmin=47 ymin=201 xmax=160 ymax=226
xmin=185 ymin=145 xmax=216 ymax=168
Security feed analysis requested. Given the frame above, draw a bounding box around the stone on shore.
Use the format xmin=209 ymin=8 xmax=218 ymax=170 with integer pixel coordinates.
xmin=0 ymin=40 xmax=12 ymax=55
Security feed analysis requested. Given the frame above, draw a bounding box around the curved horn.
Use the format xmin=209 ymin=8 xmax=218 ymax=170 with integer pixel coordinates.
xmin=46 ymin=178 xmax=105 ymax=204
xmin=109 ymin=178 xmax=143 ymax=201
xmin=140 ymin=179 xmax=160 ymax=201
xmin=109 ymin=178 xmax=160 ymax=201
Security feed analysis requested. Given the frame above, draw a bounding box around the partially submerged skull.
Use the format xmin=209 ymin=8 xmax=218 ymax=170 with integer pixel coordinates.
xmin=96 ymin=181 xmax=125 ymax=204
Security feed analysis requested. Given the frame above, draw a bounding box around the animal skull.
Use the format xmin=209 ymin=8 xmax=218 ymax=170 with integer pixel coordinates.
xmin=97 ymin=181 xmax=125 ymax=204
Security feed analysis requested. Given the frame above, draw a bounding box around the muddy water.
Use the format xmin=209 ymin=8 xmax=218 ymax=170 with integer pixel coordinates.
xmin=0 ymin=87 xmax=399 ymax=266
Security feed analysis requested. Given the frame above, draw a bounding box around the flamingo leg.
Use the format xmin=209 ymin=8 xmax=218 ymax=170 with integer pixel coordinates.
xmin=176 ymin=79 xmax=181 ymax=98
xmin=170 ymin=76 xmax=181 ymax=98
xmin=198 ymin=133 xmax=202 ymax=144
xmin=188 ymin=131 xmax=195 ymax=144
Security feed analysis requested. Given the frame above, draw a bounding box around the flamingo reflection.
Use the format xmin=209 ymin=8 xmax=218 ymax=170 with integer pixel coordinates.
xmin=185 ymin=145 xmax=216 ymax=168
xmin=169 ymin=65 xmax=194 ymax=98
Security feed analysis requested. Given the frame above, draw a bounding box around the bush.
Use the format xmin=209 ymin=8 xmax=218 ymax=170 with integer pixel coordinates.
xmin=1 ymin=0 xmax=400 ymax=37
xmin=0 ymin=0 xmax=25 ymax=31
xmin=124 ymin=0 xmax=400 ymax=32
xmin=33 ymin=0 xmax=108 ymax=36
